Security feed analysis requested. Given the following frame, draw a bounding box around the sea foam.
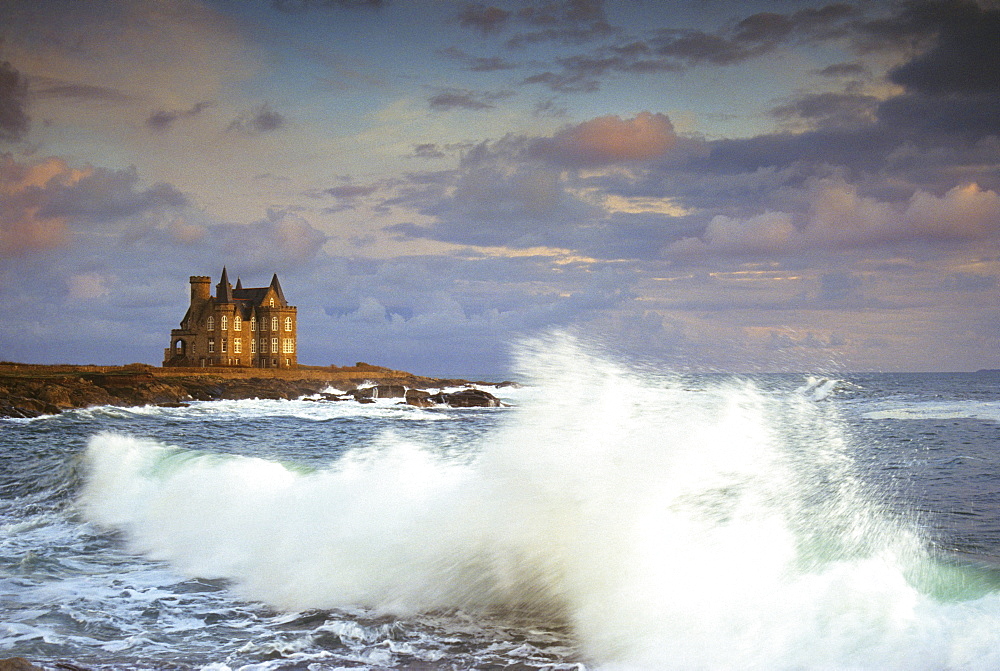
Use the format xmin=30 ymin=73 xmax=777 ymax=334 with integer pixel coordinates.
xmin=79 ymin=334 xmax=1000 ymax=670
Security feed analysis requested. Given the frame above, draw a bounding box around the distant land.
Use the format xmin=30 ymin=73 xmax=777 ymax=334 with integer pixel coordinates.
xmin=0 ymin=362 xmax=509 ymax=418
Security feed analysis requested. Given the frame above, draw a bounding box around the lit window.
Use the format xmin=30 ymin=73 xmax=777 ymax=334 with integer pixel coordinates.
xmin=282 ymin=338 xmax=294 ymax=353
xmin=271 ymin=337 xmax=278 ymax=353
xmin=250 ymin=339 xmax=256 ymax=354
xmin=250 ymin=317 xmax=256 ymax=331
xmin=221 ymin=339 xmax=227 ymax=353
xmin=221 ymin=315 xmax=227 ymax=331
xmin=271 ymin=316 xmax=278 ymax=331
xmin=234 ymin=338 xmax=242 ymax=354
xmin=208 ymin=339 xmax=215 ymax=353
xmin=233 ymin=316 xmax=241 ymax=331
xmin=284 ymin=317 xmax=292 ymax=331
xmin=269 ymin=298 xmax=275 ymax=307
xmin=207 ymin=316 xmax=214 ymax=331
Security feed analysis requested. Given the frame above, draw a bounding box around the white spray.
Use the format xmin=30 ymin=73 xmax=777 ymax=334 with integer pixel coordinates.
xmin=78 ymin=334 xmax=1000 ymax=670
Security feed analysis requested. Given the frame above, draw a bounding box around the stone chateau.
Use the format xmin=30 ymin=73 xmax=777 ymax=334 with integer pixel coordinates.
xmin=163 ymin=268 xmax=297 ymax=368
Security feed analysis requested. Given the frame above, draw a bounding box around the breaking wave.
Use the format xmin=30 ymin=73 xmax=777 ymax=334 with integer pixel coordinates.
xmin=78 ymin=334 xmax=1000 ymax=669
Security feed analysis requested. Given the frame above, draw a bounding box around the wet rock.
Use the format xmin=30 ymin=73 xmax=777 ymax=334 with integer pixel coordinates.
xmin=0 ymin=658 xmax=44 ymax=671
xmin=429 ymin=388 xmax=502 ymax=408
xmin=404 ymin=389 xmax=435 ymax=407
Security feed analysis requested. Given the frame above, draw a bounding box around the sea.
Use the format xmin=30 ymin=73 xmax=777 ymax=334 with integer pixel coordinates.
xmin=4 ymin=334 xmax=1000 ymax=670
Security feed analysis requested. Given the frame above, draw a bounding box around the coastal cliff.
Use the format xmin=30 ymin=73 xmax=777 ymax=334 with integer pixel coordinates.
xmin=0 ymin=362 xmax=501 ymax=418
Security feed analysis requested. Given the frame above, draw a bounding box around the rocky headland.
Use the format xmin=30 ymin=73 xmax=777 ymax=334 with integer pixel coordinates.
xmin=0 ymin=362 xmax=510 ymax=418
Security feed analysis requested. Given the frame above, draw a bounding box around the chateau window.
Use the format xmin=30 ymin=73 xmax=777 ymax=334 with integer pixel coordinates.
xmin=261 ymin=338 xmax=267 ymax=353
xmin=250 ymin=339 xmax=256 ymax=354
xmin=208 ymin=339 xmax=215 ymax=353
xmin=221 ymin=339 xmax=227 ymax=353
xmin=207 ymin=316 xmax=214 ymax=331
xmin=250 ymin=317 xmax=256 ymax=331
xmin=234 ymin=338 xmax=242 ymax=354
xmin=271 ymin=337 xmax=278 ymax=354
xmin=282 ymin=338 xmax=294 ymax=354
xmin=271 ymin=316 xmax=278 ymax=331
xmin=269 ymin=298 xmax=275 ymax=307
xmin=233 ymin=316 xmax=241 ymax=331
xmin=284 ymin=317 xmax=292 ymax=332
xmin=221 ymin=315 xmax=227 ymax=331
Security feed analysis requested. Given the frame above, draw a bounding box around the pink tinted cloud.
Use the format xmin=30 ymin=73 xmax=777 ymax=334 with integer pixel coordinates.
xmin=543 ymin=112 xmax=678 ymax=166
xmin=670 ymin=178 xmax=1000 ymax=256
xmin=0 ymin=155 xmax=90 ymax=256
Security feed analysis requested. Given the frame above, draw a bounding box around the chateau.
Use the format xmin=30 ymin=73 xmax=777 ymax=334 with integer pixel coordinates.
xmin=163 ymin=269 xmax=297 ymax=368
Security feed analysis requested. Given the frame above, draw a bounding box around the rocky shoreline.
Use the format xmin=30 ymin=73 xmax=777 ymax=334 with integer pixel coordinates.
xmin=0 ymin=362 xmax=509 ymax=418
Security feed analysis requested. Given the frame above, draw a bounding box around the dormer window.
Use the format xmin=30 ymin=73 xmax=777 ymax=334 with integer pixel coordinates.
xmin=250 ymin=317 xmax=256 ymax=331
xmin=207 ymin=316 xmax=214 ymax=331
xmin=269 ymin=298 xmax=275 ymax=307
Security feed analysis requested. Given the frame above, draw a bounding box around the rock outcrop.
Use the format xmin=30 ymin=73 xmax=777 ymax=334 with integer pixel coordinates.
xmin=0 ymin=363 xmax=509 ymax=418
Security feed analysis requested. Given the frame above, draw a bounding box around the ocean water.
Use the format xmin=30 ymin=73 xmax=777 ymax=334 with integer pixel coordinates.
xmin=4 ymin=335 xmax=1000 ymax=670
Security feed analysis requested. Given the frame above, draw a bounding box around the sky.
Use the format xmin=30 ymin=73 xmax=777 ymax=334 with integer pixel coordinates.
xmin=1 ymin=0 xmax=998 ymax=377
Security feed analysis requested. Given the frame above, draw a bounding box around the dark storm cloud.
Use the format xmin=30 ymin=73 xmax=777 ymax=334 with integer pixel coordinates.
xmin=518 ymin=3 xmax=851 ymax=92
xmin=227 ymin=104 xmax=286 ymax=134
xmin=886 ymin=0 xmax=1000 ymax=95
xmin=683 ymin=1 xmax=1000 ymax=199
xmin=428 ymin=87 xmax=513 ymax=111
xmin=0 ymin=61 xmax=30 ymax=142
xmin=651 ymin=3 xmax=855 ymax=66
xmin=146 ymin=102 xmax=213 ymax=132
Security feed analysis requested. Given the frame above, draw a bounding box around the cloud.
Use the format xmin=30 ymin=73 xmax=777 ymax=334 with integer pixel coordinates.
xmin=669 ymin=179 xmax=1000 ymax=256
xmin=438 ymin=47 xmax=517 ymax=72
xmin=219 ymin=209 xmax=328 ymax=269
xmin=535 ymin=112 xmax=678 ymax=167
xmin=411 ymin=143 xmax=447 ymax=159
xmin=864 ymin=0 xmax=1000 ymax=96
xmin=427 ymin=87 xmax=513 ymax=111
xmin=67 ymin=271 xmax=113 ymax=300
xmin=815 ymin=62 xmax=868 ymax=78
xmin=0 ymin=61 xmax=30 ymax=142
xmin=651 ymin=4 xmax=855 ymax=66
xmin=271 ymin=0 xmax=386 ymax=11
xmin=33 ymin=81 xmax=135 ymax=103
xmin=770 ymin=92 xmax=880 ymax=130
xmin=457 ymin=4 xmax=511 ymax=34
xmin=146 ymin=101 xmax=213 ymax=132
xmin=227 ymin=103 xmax=286 ymax=134
xmin=324 ymin=183 xmax=380 ymax=199
xmin=0 ymin=154 xmax=188 ymax=257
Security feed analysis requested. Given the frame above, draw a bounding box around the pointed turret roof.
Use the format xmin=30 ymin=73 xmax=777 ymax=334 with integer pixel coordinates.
xmin=216 ymin=266 xmax=233 ymax=303
xmin=270 ymin=273 xmax=287 ymax=305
